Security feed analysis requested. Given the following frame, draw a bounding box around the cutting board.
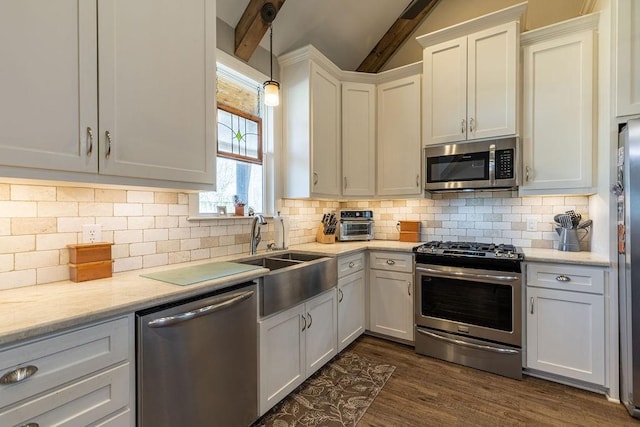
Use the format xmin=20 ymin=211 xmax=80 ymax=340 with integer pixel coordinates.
xmin=141 ymin=261 xmax=262 ymax=286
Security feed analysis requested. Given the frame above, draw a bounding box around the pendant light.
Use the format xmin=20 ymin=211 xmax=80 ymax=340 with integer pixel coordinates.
xmin=262 ymin=3 xmax=279 ymax=107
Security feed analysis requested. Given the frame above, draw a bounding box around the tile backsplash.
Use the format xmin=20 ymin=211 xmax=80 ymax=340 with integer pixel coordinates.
xmin=0 ymin=182 xmax=588 ymax=290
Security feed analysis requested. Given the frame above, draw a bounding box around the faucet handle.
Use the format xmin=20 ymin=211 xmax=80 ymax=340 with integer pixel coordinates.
xmin=266 ymin=243 xmax=275 ymax=251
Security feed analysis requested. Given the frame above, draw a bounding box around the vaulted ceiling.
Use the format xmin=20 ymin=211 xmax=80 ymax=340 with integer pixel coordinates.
xmin=216 ymin=0 xmax=597 ymax=72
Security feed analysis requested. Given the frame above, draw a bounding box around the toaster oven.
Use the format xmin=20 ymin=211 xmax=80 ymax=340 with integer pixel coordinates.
xmin=336 ymin=210 xmax=374 ymax=241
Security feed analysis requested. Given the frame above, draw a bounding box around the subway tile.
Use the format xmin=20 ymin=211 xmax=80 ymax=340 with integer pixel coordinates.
xmin=0 ymin=184 xmax=9 ymax=200
xmin=11 ymin=217 xmax=57 ymax=235
xmin=127 ymin=191 xmax=154 ymax=203
xmin=483 ymin=213 xmax=503 ymax=222
xmin=542 ymin=196 xmax=565 ymax=206
xmin=190 ymin=226 xmax=210 ymax=238
xmin=157 ymin=240 xmax=180 ymax=253
xmin=36 ymin=233 xmax=76 ymax=250
xmin=11 ymin=185 xmax=56 ymax=201
xmin=0 ymin=235 xmax=36 ymax=253
xmin=512 ymin=239 xmax=532 ymax=248
xmin=0 ymin=254 xmax=13 ymax=272
xmin=143 ymin=253 xmax=168 ymax=268
xmin=532 ymin=239 xmax=554 ymax=249
xmin=112 ymin=244 xmax=130 ymax=259
xmin=144 ymin=228 xmax=169 ymax=242
xmin=57 ymin=187 xmax=94 ymax=202
xmin=95 ymin=189 xmax=127 ymax=203
xmin=59 ymin=249 xmax=69 ymax=265
xmin=102 ymin=230 xmax=114 ymax=242
xmin=0 ymin=269 xmax=36 ymax=290
xmin=128 ymin=216 xmax=155 ymax=230
xmin=180 ymin=238 xmax=200 ymax=251
xmin=130 ymin=242 xmax=156 ymax=256
xmin=191 ymin=248 xmax=210 ymax=261
xmin=169 ymin=228 xmax=191 ymax=240
xmin=155 ymin=192 xmax=178 ymax=204
xmin=114 ymin=256 xmax=143 ymax=273
xmin=0 ymin=201 xmax=37 ymax=217
xmin=169 ymin=204 xmax=189 ymax=216
xmin=511 ymin=206 xmax=532 ymax=214
xmin=156 ymin=216 xmax=179 ymax=229
xmin=219 ymin=235 xmax=235 ymax=246
xmin=0 ymin=219 xmax=7 ymax=236
xmin=114 ymin=203 xmax=143 ymax=216
xmin=38 ymin=201 xmax=78 ymax=217
xmin=79 ymin=202 xmax=113 ymax=217
xmin=37 ymin=265 xmax=69 ymax=284
xmin=56 ymin=217 xmax=88 ymax=233
xmin=114 ymin=230 xmax=143 ymax=244
xmin=143 ymin=203 xmax=169 ymax=216
xmin=168 ymin=251 xmax=191 ymax=264
xmin=98 ymin=217 xmax=128 ymax=231
xmin=178 ymin=193 xmax=189 ymax=204
xmin=522 ymin=231 xmax=542 ymax=240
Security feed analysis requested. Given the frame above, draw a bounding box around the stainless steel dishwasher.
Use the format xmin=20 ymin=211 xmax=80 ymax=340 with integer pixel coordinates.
xmin=136 ymin=282 xmax=258 ymax=427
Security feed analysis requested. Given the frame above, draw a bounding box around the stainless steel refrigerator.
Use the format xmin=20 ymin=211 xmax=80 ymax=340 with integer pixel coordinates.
xmin=619 ymin=118 xmax=640 ymax=418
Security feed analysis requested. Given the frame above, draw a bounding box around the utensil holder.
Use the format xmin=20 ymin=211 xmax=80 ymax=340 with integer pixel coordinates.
xmin=316 ymin=225 xmax=335 ymax=244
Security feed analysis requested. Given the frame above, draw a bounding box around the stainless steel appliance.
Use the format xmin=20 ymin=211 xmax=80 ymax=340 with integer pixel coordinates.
xmin=424 ymin=137 xmax=520 ymax=191
xmin=137 ymin=282 xmax=258 ymax=427
xmin=337 ymin=209 xmax=374 ymax=241
xmin=414 ymin=241 xmax=524 ymax=379
xmin=618 ymin=118 xmax=640 ymax=418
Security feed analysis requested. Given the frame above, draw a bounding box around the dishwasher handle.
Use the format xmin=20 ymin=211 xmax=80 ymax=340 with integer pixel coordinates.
xmin=147 ymin=290 xmax=254 ymax=328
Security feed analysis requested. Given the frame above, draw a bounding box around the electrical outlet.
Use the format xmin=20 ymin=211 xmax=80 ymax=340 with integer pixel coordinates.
xmin=82 ymin=224 xmax=102 ymax=243
xmin=526 ymin=217 xmax=537 ymax=232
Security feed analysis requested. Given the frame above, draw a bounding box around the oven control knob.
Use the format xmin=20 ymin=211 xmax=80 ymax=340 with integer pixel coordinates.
xmin=495 ymin=251 xmax=502 ymax=257
xmin=507 ymin=252 xmax=515 ymax=258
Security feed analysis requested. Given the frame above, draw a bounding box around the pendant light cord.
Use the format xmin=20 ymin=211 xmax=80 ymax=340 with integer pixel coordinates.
xmin=269 ymin=25 xmax=274 ymax=81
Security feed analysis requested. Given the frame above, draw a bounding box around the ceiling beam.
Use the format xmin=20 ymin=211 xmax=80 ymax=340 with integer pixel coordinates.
xmin=357 ymin=0 xmax=441 ymax=73
xmin=234 ymin=0 xmax=286 ymax=61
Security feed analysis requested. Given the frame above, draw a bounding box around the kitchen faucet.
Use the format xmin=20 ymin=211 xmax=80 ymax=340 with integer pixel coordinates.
xmin=250 ymin=214 xmax=267 ymax=255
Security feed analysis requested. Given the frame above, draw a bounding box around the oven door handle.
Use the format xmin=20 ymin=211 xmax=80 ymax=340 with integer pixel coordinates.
xmin=417 ymin=329 xmax=519 ymax=355
xmin=415 ymin=266 xmax=519 ymax=282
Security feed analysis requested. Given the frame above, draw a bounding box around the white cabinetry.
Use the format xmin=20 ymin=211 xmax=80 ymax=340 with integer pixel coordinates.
xmin=369 ymin=251 xmax=414 ymax=342
xmin=0 ymin=316 xmax=133 ymax=426
xmin=616 ymin=0 xmax=640 ymax=117
xmin=280 ymin=48 xmax=341 ymax=198
xmin=421 ymin=22 xmax=518 ymax=145
xmin=0 ymin=1 xmax=216 ymax=189
xmin=526 ymin=263 xmax=605 ymax=386
xmin=377 ymin=76 xmax=422 ymax=196
xmin=259 ymin=288 xmax=337 ymax=416
xmin=337 ymin=252 xmax=366 ymax=351
xmin=342 ymin=83 xmax=376 ymax=197
xmin=520 ymin=15 xmax=598 ymax=195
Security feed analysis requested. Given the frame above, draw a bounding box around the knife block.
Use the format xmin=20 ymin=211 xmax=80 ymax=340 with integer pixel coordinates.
xmin=316 ymin=225 xmax=335 ymax=244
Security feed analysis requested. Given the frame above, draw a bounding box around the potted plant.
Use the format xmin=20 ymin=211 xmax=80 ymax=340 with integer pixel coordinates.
xmin=233 ymin=195 xmax=246 ymax=216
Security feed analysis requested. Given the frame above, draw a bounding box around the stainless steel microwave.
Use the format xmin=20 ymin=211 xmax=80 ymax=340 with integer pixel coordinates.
xmin=424 ymin=137 xmax=520 ymax=192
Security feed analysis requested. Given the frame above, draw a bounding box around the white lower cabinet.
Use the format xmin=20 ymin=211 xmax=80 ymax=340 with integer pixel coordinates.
xmin=337 ymin=253 xmax=366 ymax=352
xmin=526 ymin=263 xmax=605 ymax=386
xmin=368 ymin=252 xmax=414 ymax=342
xmin=259 ymin=288 xmax=337 ymax=416
xmin=0 ymin=316 xmax=133 ymax=426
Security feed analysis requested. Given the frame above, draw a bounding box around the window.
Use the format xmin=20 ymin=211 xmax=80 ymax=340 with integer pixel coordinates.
xmin=199 ymin=57 xmax=273 ymax=215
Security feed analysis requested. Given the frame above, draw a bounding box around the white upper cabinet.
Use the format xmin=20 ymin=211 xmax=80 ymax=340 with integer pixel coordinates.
xmin=419 ymin=4 xmax=524 ymax=146
xmin=342 ymin=82 xmax=376 ymax=197
xmin=520 ymin=15 xmax=598 ymax=195
xmin=377 ymin=75 xmax=422 ymax=196
xmin=616 ymin=0 xmax=640 ymax=117
xmin=0 ymin=0 xmax=216 ymax=189
xmin=280 ymin=48 xmax=341 ymax=198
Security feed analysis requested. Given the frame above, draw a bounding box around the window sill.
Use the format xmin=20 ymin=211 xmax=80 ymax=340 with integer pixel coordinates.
xmin=187 ymin=214 xmax=274 ymax=222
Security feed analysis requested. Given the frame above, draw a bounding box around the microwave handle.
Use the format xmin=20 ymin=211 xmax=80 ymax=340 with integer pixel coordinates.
xmin=489 ymin=143 xmax=496 ymax=186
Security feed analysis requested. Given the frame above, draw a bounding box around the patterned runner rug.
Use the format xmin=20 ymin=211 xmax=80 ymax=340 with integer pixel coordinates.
xmin=253 ymin=351 xmax=396 ymax=427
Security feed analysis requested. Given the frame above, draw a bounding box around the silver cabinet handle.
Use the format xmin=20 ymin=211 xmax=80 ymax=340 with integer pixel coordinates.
xmin=525 ymin=166 xmax=530 ymax=182
xmin=338 ymin=288 xmax=344 ymax=303
xmin=530 ymin=297 xmax=534 ymax=314
xmin=461 ymin=119 xmax=465 ymax=134
xmin=301 ymin=314 xmax=307 ymax=332
xmin=20 ymin=423 xmax=39 ymax=427
xmin=416 ymin=174 xmax=420 ymax=187
xmin=105 ymin=130 xmax=112 ymax=159
xmin=313 ymin=172 xmax=318 ymax=185
xmin=386 ymin=259 xmax=395 ymax=265
xmin=344 ymin=176 xmax=347 ymax=189
xmin=556 ymin=275 xmax=571 ymax=282
xmin=407 ymin=282 xmax=411 ymax=296
xmin=147 ymin=290 xmax=254 ymax=327
xmin=417 ymin=329 xmax=519 ymax=354
xmin=416 ymin=266 xmax=519 ymax=283
xmin=1 ymin=365 xmax=38 ymax=384
xmin=469 ymin=117 xmax=475 ymax=132
xmin=307 ymin=312 xmax=312 ymax=329
xmin=348 ymin=261 xmax=355 ymax=268
xmin=86 ymin=127 xmax=94 ymax=157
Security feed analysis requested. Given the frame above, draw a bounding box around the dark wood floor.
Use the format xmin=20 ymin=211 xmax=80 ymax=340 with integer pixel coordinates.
xmin=349 ymin=335 xmax=638 ymax=426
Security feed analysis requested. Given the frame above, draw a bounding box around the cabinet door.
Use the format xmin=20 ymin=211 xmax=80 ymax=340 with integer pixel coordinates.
xmin=342 ymin=82 xmax=376 ymax=196
xmin=527 ymin=287 xmax=604 ymax=385
xmin=259 ymin=304 xmax=306 ymax=416
xmin=377 ymin=75 xmax=422 ymax=196
xmin=98 ymin=0 xmax=216 ymax=185
xmin=369 ymin=269 xmax=414 ymax=342
xmin=616 ymin=0 xmax=640 ymax=117
xmin=0 ymin=1 xmax=98 ymax=173
xmin=310 ymin=63 xmax=341 ymax=197
xmin=338 ymin=270 xmax=366 ymax=352
xmin=423 ymin=36 xmax=468 ymax=145
xmin=304 ymin=289 xmax=338 ymax=377
xmin=521 ymin=30 xmax=594 ymax=193
xmin=467 ymin=22 xmax=517 ymax=140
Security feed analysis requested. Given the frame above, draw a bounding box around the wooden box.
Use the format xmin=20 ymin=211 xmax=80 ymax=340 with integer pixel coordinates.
xmin=69 ymin=260 xmax=113 ymax=282
xmin=399 ymin=231 xmax=420 ymax=242
xmin=67 ymin=243 xmax=112 ymax=264
xmin=398 ymin=220 xmax=420 ymax=232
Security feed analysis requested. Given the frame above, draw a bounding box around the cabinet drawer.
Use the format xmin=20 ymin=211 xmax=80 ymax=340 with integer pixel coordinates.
xmin=369 ymin=251 xmax=413 ymax=273
xmin=0 ymin=364 xmax=130 ymax=427
xmin=338 ymin=252 xmax=365 ymax=277
xmin=0 ymin=316 xmax=129 ymax=408
xmin=526 ymin=263 xmax=605 ymax=295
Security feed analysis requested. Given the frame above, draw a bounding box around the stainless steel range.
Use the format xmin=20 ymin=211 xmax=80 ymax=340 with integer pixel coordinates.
xmin=413 ymin=241 xmax=524 ymax=379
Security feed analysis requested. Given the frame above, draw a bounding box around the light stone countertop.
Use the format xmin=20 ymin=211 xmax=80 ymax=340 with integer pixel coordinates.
xmin=0 ymin=239 xmax=609 ymax=347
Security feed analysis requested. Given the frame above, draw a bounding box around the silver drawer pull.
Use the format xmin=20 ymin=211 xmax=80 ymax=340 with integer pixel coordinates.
xmin=1 ymin=365 xmax=38 ymax=384
xmin=338 ymin=288 xmax=344 ymax=303
xmin=530 ymin=297 xmax=534 ymax=314
xmin=386 ymin=259 xmax=395 ymax=265
xmin=307 ymin=312 xmax=313 ymax=329
xmin=20 ymin=423 xmax=39 ymax=427
xmin=407 ymin=282 xmax=411 ymax=296
xmin=86 ymin=126 xmax=94 ymax=156
xmin=348 ymin=261 xmax=355 ymax=268
xmin=105 ymin=130 xmax=112 ymax=159
xmin=555 ymin=275 xmax=571 ymax=282
xmin=417 ymin=329 xmax=519 ymax=355
xmin=301 ymin=314 xmax=307 ymax=332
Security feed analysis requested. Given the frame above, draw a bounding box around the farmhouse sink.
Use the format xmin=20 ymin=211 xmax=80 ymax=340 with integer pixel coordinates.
xmin=235 ymin=252 xmax=337 ymax=316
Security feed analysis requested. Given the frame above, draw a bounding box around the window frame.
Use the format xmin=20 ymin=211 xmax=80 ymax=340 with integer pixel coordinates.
xmin=217 ymin=103 xmax=263 ymax=165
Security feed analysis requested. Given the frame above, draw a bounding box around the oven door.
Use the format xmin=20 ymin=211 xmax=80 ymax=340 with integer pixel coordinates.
xmin=415 ymin=263 xmax=522 ymax=347
xmin=338 ymin=220 xmax=373 ymax=241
